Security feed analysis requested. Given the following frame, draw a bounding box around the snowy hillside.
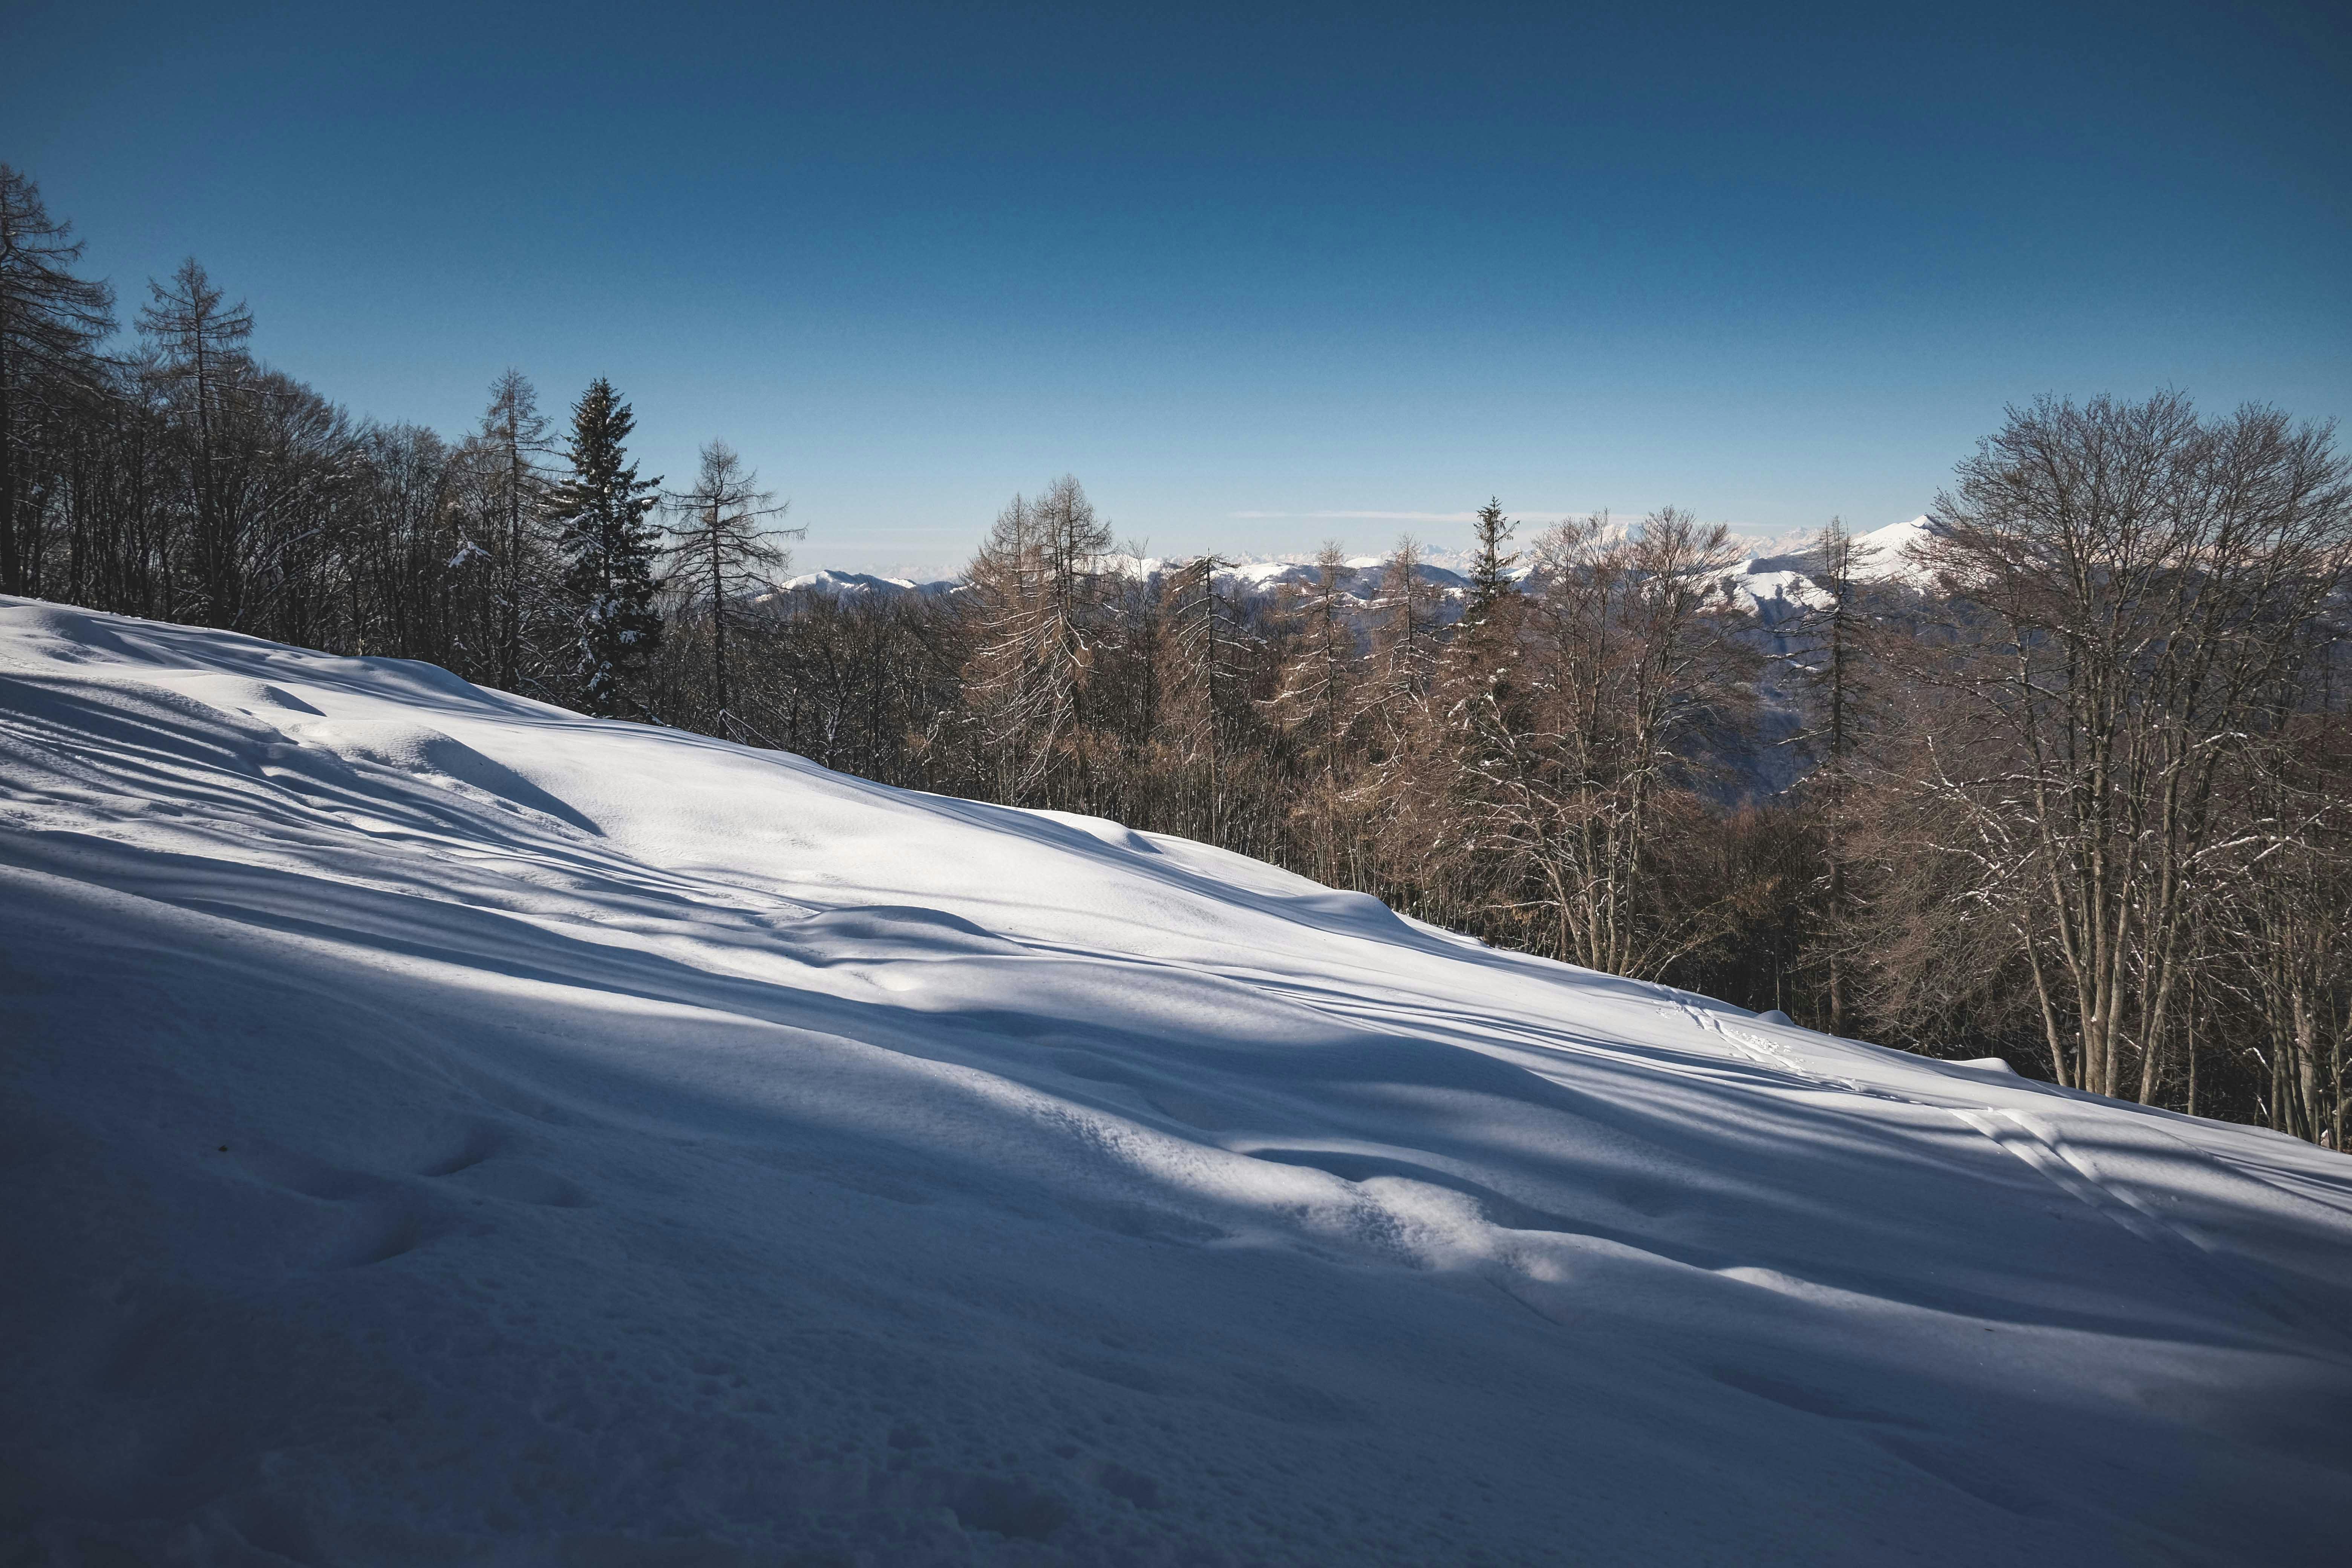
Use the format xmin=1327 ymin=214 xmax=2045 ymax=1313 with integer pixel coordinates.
xmin=5 ymin=597 xmax=2350 ymax=1565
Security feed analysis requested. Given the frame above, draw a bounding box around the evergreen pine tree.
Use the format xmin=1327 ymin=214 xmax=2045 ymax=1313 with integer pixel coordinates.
xmin=547 ymin=378 xmax=663 ymax=717
xmin=1465 ymin=496 xmax=1518 ymax=617
xmin=1789 ymin=516 xmax=1878 ymax=1037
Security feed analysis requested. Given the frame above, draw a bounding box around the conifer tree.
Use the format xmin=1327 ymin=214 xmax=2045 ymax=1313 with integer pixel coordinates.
xmin=1269 ymin=544 xmax=1362 ymax=881
xmin=547 ymin=378 xmax=663 ymax=717
xmin=1361 ymin=534 xmax=1441 ymax=735
xmin=138 ymin=259 xmax=254 ymax=625
xmin=1786 ymin=516 xmax=1880 ymax=1036
xmin=479 ymin=370 xmax=554 ymax=692
xmin=667 ymin=439 xmax=796 ymax=719
xmin=1465 ymin=496 xmax=1518 ymax=618
xmin=963 ymin=475 xmax=1111 ymax=802
xmin=1165 ymin=553 xmax=1259 ymax=842
xmin=1447 ymin=496 xmax=1525 ymax=710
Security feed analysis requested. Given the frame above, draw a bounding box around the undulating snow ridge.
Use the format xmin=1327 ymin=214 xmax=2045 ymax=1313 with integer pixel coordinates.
xmin=3 ymin=596 xmax=2347 ymax=1566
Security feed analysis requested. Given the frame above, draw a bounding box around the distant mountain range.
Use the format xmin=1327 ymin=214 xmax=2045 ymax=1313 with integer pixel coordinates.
xmin=774 ymin=517 xmax=1944 ymax=623
xmin=771 ymin=568 xmax=962 ymax=598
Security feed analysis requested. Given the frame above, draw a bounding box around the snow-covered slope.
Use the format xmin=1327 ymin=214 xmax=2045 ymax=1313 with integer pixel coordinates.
xmin=5 ymin=599 xmax=2349 ymax=1566
xmin=1850 ymin=514 xmax=1945 ymax=585
xmin=1715 ymin=515 xmax=1945 ymax=621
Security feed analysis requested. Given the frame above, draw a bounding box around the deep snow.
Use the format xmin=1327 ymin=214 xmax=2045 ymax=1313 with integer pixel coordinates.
xmin=3 ymin=597 xmax=2349 ymax=1566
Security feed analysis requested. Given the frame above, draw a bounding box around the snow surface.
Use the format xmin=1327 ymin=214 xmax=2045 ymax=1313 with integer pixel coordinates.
xmin=1712 ymin=516 xmax=1945 ymax=623
xmin=1848 ymin=516 xmax=1944 ymax=585
xmin=5 ymin=596 xmax=2350 ymax=1565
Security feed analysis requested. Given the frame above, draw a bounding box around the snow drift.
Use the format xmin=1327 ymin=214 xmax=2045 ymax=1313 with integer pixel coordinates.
xmin=3 ymin=597 xmax=2349 ymax=1565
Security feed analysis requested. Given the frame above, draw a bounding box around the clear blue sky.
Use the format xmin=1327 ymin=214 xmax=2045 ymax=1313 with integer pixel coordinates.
xmin=8 ymin=0 xmax=2348 ymax=576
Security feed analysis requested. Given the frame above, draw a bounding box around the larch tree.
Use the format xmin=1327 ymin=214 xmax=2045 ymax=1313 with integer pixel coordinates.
xmin=546 ymin=378 xmax=663 ymax=718
xmin=1267 ymin=544 xmax=1363 ymax=882
xmin=962 ymin=475 xmax=1112 ymax=804
xmin=1361 ymin=535 xmax=1441 ymax=735
xmin=1162 ymin=554 xmax=1229 ymax=839
xmin=0 ymin=165 xmax=115 ymax=596
xmin=137 ymin=259 xmax=254 ymax=626
xmin=478 ymin=370 xmax=554 ymax=692
xmin=666 ymin=439 xmax=797 ymax=721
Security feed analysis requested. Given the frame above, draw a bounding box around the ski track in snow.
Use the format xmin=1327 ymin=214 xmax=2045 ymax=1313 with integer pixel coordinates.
xmin=1648 ymin=979 xmax=2351 ymax=1350
xmin=5 ymin=596 xmax=2352 ymax=1566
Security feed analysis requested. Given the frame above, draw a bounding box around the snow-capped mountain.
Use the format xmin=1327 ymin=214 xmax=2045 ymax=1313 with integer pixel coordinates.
xmin=770 ymin=567 xmax=959 ymax=599
xmin=1840 ymin=514 xmax=1947 ymax=586
xmin=1713 ymin=515 xmax=1946 ymax=624
xmin=772 ymin=552 xmax=1481 ymax=630
xmin=6 ymin=596 xmax=2345 ymax=1565
xmin=774 ymin=517 xmax=1939 ymax=628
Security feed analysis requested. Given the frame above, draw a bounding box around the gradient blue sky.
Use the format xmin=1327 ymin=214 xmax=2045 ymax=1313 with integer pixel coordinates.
xmin=8 ymin=0 xmax=2349 ymax=575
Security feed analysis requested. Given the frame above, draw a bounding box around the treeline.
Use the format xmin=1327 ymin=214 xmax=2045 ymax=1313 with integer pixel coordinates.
xmin=6 ymin=165 xmax=2351 ymax=1147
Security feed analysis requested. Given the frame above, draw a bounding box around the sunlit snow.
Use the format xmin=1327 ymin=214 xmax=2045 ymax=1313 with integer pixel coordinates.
xmin=4 ymin=597 xmax=2347 ymax=1564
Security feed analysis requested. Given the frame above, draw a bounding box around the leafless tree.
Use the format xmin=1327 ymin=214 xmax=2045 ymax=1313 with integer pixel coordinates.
xmin=0 ymin=165 xmax=115 ymax=596
xmin=1913 ymin=392 xmax=2352 ymax=1097
xmin=1268 ymin=543 xmax=1364 ymax=882
xmin=962 ymin=475 xmax=1113 ymax=804
xmin=1160 ymin=554 xmax=1263 ymax=844
xmin=1360 ymin=535 xmax=1441 ymax=735
xmin=459 ymin=370 xmax=559 ymax=691
xmin=667 ymin=439 xmax=798 ymax=721
xmin=2210 ymin=714 xmax=2352 ymax=1142
xmin=1458 ymin=508 xmax=1753 ymax=975
xmin=138 ymin=258 xmax=256 ymax=625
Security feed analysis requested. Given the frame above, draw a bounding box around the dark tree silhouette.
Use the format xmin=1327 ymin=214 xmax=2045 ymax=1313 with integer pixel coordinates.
xmin=547 ymin=378 xmax=663 ymax=717
xmin=0 ymin=165 xmax=115 ymax=595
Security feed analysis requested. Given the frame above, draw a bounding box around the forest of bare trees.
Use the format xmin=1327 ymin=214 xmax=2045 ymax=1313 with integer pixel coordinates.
xmin=6 ymin=164 xmax=2350 ymax=1147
